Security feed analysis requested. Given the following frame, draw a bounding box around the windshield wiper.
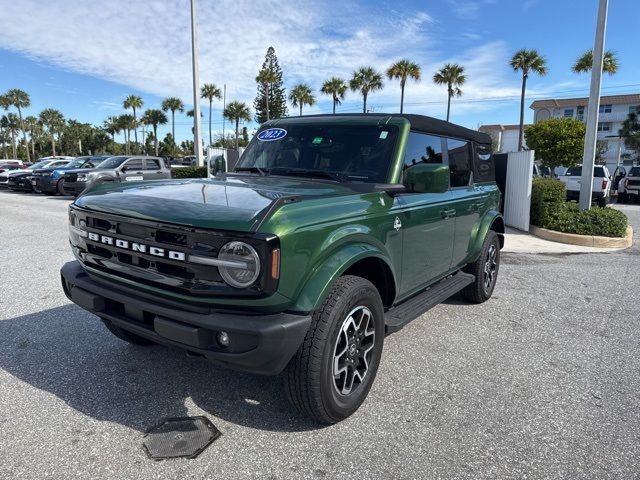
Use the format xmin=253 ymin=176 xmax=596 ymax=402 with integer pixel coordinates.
xmin=234 ymin=166 xmax=267 ymax=176
xmin=269 ymin=168 xmax=347 ymax=183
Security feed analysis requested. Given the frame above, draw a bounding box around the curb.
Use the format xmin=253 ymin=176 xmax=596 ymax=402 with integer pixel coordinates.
xmin=529 ymin=225 xmax=633 ymax=248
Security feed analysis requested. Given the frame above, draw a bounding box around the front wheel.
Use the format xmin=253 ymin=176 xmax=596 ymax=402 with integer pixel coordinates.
xmin=462 ymin=230 xmax=500 ymax=303
xmin=284 ymin=275 xmax=384 ymax=424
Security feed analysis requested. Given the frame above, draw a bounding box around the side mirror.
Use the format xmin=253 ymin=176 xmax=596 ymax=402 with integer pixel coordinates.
xmin=209 ymin=155 xmax=226 ymax=177
xmin=403 ymin=163 xmax=449 ymax=194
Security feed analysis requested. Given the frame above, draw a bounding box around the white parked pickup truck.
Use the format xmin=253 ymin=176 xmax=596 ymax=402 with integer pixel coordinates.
xmin=560 ymin=164 xmax=611 ymax=207
xmin=618 ymin=166 xmax=640 ymax=204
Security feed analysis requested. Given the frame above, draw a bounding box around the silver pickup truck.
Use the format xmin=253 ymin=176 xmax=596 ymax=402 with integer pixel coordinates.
xmin=618 ymin=166 xmax=640 ymax=204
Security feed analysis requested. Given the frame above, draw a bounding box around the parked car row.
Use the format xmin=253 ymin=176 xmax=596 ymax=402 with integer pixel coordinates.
xmin=0 ymin=155 xmax=172 ymax=197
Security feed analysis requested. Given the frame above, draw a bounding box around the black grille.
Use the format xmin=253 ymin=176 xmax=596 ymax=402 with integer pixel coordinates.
xmin=628 ymin=179 xmax=640 ymax=186
xmin=70 ymin=207 xmax=278 ymax=297
xmin=65 ymin=173 xmax=78 ymax=182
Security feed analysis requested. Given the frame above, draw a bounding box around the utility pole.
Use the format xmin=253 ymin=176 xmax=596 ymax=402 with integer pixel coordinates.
xmin=190 ymin=0 xmax=203 ymax=167
xmin=579 ymin=0 xmax=608 ymax=210
xmin=222 ymin=83 xmax=226 ymax=144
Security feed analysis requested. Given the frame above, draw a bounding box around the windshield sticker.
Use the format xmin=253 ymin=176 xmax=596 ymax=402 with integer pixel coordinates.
xmin=379 ymin=131 xmax=389 ymax=139
xmin=257 ymin=128 xmax=287 ymax=142
xmin=312 ymin=137 xmax=323 ymax=144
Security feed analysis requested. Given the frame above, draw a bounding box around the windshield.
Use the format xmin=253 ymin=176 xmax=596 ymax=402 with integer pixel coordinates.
xmin=96 ymin=157 xmax=127 ymax=169
xmin=65 ymin=157 xmax=91 ymax=169
xmin=236 ymin=124 xmax=400 ymax=183
xmin=28 ymin=160 xmax=50 ymax=170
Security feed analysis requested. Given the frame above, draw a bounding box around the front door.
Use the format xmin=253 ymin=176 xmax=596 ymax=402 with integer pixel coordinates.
xmin=142 ymin=158 xmax=165 ymax=180
xmin=397 ymin=132 xmax=455 ymax=296
xmin=120 ymin=158 xmax=145 ymax=182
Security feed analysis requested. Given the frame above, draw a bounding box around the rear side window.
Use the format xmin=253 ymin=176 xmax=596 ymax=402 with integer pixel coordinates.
xmin=145 ymin=159 xmax=161 ymax=170
xmin=446 ymin=138 xmax=472 ymax=187
xmin=593 ymin=167 xmax=606 ymax=178
xmin=474 ymin=143 xmax=494 ymax=182
xmin=124 ymin=159 xmax=144 ymax=170
xmin=565 ymin=167 xmax=582 ymax=176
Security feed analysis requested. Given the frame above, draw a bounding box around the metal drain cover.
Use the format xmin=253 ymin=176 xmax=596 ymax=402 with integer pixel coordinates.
xmin=143 ymin=416 xmax=221 ymax=460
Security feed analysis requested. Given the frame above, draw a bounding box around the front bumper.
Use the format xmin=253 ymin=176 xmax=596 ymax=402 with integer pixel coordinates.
xmin=60 ymin=261 xmax=310 ymax=375
xmin=7 ymin=177 xmax=32 ymax=191
xmin=33 ymin=176 xmax=58 ymax=192
xmin=63 ymin=181 xmax=87 ymax=195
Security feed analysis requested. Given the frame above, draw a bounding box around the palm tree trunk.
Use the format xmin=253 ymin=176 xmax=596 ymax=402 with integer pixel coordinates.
xmin=265 ymin=84 xmax=270 ymax=121
xmin=0 ymin=124 xmax=6 ymax=158
xmin=363 ymin=92 xmax=368 ymax=113
xmin=518 ymin=74 xmax=527 ymax=151
xmin=446 ymin=89 xmax=452 ymax=122
xmin=10 ymin=130 xmax=16 ymax=158
xmin=332 ymin=96 xmax=337 ymax=115
xmin=51 ymin=133 xmax=56 ymax=157
xmin=133 ymin=108 xmax=138 ymax=154
xmin=299 ymin=104 xmax=303 ymax=116
xmin=17 ymin=107 xmax=30 ymax=162
xmin=171 ymin=110 xmax=176 ymax=155
xmin=153 ymin=126 xmax=159 ymax=156
xmin=400 ymin=80 xmax=405 ymax=114
xmin=235 ymin=119 xmax=239 ymax=150
xmin=31 ymin=135 xmax=35 ymax=160
xmin=208 ymin=99 xmax=213 ymax=147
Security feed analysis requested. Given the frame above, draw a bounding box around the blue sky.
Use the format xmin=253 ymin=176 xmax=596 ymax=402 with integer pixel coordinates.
xmin=0 ymin=0 xmax=638 ymax=144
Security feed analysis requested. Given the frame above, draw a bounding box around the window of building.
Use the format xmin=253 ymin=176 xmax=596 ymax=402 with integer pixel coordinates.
xmin=563 ymin=108 xmax=574 ymax=117
xmin=474 ymin=143 xmax=494 ymax=183
xmin=597 ymin=122 xmax=612 ymax=132
xmin=576 ymin=105 xmax=585 ymax=121
xmin=446 ymin=138 xmax=472 ymax=188
xmin=599 ymin=104 xmax=612 ymax=114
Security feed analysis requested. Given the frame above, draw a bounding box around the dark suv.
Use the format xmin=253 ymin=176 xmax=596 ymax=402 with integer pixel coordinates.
xmin=61 ymin=114 xmax=503 ymax=423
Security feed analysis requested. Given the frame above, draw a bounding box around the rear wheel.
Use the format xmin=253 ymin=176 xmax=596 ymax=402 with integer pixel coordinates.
xmin=101 ymin=318 xmax=156 ymax=346
xmin=462 ymin=230 xmax=500 ymax=303
xmin=597 ymin=195 xmax=607 ymax=208
xmin=56 ymin=179 xmax=65 ymax=195
xmin=285 ymin=275 xmax=384 ymax=424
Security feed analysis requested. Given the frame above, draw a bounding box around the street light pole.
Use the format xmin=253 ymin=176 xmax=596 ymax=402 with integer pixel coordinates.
xmin=579 ymin=0 xmax=608 ymax=210
xmin=190 ymin=0 xmax=203 ymax=167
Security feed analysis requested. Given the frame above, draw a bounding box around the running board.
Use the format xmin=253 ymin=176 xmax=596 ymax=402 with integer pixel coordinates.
xmin=384 ymin=272 xmax=475 ymax=334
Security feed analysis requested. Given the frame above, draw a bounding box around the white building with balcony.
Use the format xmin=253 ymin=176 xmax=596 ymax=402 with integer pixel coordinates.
xmin=530 ymin=93 xmax=640 ymax=173
xmin=478 ymin=124 xmax=527 ymax=153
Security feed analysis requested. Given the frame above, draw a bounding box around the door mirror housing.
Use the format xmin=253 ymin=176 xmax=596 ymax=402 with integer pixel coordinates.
xmin=209 ymin=155 xmax=226 ymax=177
xmin=403 ymin=164 xmax=449 ymax=194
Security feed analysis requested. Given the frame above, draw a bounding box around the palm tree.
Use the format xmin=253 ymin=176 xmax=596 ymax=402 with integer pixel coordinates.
xmin=572 ymin=49 xmax=619 ymax=75
xmin=6 ymin=89 xmax=31 ymax=161
xmin=0 ymin=94 xmax=10 ymax=158
xmin=24 ymin=116 xmax=39 ymax=160
xmin=349 ymin=67 xmax=384 ymax=113
xmin=433 ymin=63 xmax=466 ymax=122
xmin=288 ymin=84 xmax=315 ymax=116
xmin=161 ymin=97 xmax=184 ymax=154
xmin=1 ymin=114 xmax=19 ymax=158
xmin=38 ymin=108 xmax=64 ymax=156
xmin=386 ymin=59 xmax=421 ymax=113
xmin=510 ymin=49 xmax=548 ymax=151
xmin=103 ymin=116 xmax=120 ymax=152
xmin=123 ymin=95 xmax=143 ymax=152
xmin=223 ymin=101 xmax=251 ymax=150
xmin=320 ymin=77 xmax=347 ymax=114
xmin=142 ymin=109 xmax=168 ymax=156
xmin=256 ymin=69 xmax=278 ymax=121
xmin=118 ymin=114 xmax=135 ymax=154
xmin=201 ymin=83 xmax=222 ymax=147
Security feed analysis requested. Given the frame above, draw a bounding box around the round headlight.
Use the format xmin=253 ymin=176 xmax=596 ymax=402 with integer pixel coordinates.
xmin=218 ymin=241 xmax=260 ymax=288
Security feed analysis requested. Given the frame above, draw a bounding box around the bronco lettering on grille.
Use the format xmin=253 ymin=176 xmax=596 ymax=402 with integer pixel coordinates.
xmin=86 ymin=232 xmax=186 ymax=261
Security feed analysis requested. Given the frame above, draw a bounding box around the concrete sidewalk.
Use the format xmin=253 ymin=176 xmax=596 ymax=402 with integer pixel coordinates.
xmin=502 ymin=227 xmax=626 ymax=254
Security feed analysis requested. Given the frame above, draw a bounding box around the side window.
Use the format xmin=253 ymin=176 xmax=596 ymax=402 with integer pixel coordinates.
xmin=402 ymin=132 xmax=445 ymax=193
xmin=446 ymin=138 xmax=472 ymax=187
xmin=124 ymin=159 xmax=144 ymax=171
xmin=474 ymin=143 xmax=495 ymax=182
xmin=144 ymin=158 xmax=161 ymax=170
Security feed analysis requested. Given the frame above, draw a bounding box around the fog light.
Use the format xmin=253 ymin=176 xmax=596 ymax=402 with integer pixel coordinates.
xmin=217 ymin=331 xmax=230 ymax=348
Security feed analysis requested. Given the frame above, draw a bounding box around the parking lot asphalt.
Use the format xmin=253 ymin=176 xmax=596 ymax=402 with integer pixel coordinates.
xmin=1 ymin=190 xmax=639 ymax=480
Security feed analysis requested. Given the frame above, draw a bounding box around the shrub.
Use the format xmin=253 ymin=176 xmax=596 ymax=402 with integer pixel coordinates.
xmin=539 ymin=202 xmax=628 ymax=238
xmin=171 ymin=166 xmax=207 ymax=179
xmin=524 ymin=117 xmax=586 ymax=170
xmin=530 ymin=178 xmax=566 ymax=225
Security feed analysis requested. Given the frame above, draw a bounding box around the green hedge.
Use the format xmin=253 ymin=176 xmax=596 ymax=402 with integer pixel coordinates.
xmin=171 ymin=166 xmax=208 ymax=179
xmin=530 ymin=178 xmax=566 ymax=225
xmin=539 ymin=202 xmax=628 ymax=237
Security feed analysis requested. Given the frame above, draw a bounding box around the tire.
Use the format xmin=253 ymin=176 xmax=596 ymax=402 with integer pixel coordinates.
xmin=597 ymin=196 xmax=607 ymax=208
xmin=32 ymin=183 xmax=42 ymax=194
xmin=618 ymin=192 xmax=628 ymax=204
xmin=284 ymin=275 xmax=385 ymax=424
xmin=462 ymin=230 xmax=500 ymax=303
xmin=101 ymin=318 xmax=156 ymax=346
xmin=56 ymin=179 xmax=65 ymax=195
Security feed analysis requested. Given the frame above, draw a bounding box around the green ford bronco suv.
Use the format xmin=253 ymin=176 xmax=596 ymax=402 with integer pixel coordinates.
xmin=61 ymin=114 xmax=504 ymax=423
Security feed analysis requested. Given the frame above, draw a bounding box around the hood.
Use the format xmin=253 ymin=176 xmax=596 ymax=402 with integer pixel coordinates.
xmin=74 ymin=175 xmax=358 ymax=232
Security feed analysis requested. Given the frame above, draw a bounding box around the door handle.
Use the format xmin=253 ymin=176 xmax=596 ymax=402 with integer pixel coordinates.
xmin=440 ymin=208 xmax=456 ymax=219
xmin=469 ymin=202 xmax=484 ymax=211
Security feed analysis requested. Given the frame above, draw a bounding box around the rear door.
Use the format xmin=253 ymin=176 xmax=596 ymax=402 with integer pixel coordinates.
xmin=397 ymin=132 xmax=454 ymax=295
xmin=142 ymin=158 xmax=166 ymax=180
xmin=446 ymin=137 xmax=487 ymax=269
xmin=120 ymin=158 xmax=145 ymax=182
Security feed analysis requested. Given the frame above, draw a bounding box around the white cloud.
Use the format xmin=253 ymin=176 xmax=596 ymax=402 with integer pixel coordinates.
xmin=0 ymin=0 xmax=527 ymax=126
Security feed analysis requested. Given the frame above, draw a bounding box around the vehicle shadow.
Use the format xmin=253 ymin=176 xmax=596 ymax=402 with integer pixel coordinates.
xmin=0 ymin=305 xmax=320 ymax=433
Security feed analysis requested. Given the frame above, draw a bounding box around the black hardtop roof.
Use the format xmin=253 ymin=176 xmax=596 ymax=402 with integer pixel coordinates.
xmin=268 ymin=113 xmax=491 ymax=145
